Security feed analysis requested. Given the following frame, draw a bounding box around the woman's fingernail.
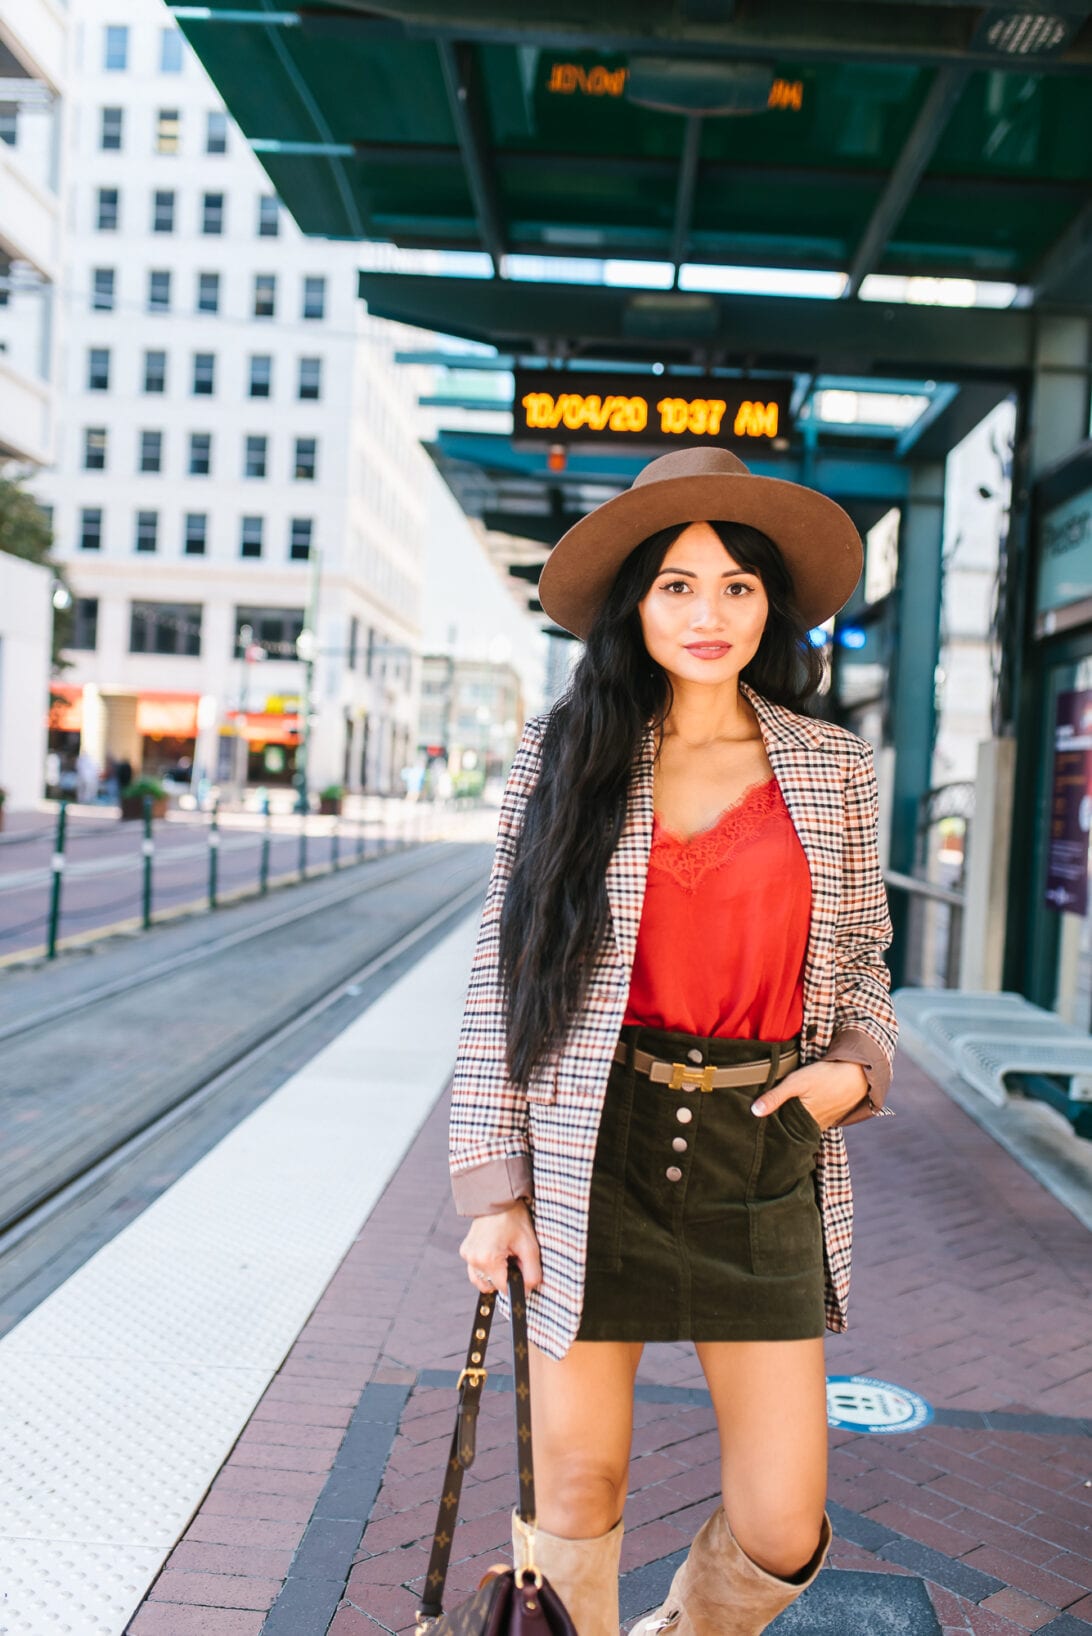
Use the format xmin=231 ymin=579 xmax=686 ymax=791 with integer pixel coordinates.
xmin=752 ymin=1101 xmax=766 ymax=1116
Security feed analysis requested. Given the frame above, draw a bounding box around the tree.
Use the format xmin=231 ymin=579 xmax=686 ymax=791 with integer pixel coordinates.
xmin=0 ymin=474 xmax=73 ymax=666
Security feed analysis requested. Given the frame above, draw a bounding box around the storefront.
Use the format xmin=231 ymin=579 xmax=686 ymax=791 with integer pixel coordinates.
xmin=1012 ymin=445 xmax=1092 ymax=1025
xmin=217 ymin=709 xmax=301 ymax=787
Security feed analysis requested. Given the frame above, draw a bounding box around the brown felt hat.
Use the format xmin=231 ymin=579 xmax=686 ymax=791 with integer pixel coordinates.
xmin=536 ymin=445 xmax=863 ymax=638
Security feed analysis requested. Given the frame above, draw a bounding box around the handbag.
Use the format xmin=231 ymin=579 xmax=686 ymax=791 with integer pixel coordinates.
xmin=414 ymin=1258 xmax=578 ymax=1635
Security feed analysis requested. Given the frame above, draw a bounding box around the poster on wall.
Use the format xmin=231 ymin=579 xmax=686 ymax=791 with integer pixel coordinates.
xmin=1045 ymin=689 xmax=1092 ymax=915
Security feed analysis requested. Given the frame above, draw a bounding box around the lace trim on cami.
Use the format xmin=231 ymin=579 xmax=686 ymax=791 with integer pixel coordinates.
xmin=649 ymin=775 xmax=782 ymax=891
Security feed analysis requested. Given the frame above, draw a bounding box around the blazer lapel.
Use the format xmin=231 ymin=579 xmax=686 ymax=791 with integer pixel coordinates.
xmin=603 ymin=688 xmax=834 ymax=989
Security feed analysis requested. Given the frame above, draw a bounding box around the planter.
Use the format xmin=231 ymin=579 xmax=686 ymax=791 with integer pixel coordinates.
xmin=319 ymin=796 xmax=343 ymax=816
xmin=121 ymin=795 xmax=167 ymax=820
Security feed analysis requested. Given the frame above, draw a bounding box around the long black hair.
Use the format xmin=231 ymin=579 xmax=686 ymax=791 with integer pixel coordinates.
xmin=497 ymin=520 xmax=825 ymax=1089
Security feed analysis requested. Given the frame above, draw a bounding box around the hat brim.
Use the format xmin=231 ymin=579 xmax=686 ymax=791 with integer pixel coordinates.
xmin=536 ymin=472 xmax=863 ymax=638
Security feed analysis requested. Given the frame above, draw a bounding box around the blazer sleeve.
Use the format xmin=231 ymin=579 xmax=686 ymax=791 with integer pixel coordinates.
xmin=449 ymin=715 xmax=546 ymax=1217
xmin=826 ymin=743 xmax=899 ymax=1109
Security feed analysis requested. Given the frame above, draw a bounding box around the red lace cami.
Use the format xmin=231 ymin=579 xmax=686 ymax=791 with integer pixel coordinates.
xmin=622 ymin=775 xmax=812 ymax=1040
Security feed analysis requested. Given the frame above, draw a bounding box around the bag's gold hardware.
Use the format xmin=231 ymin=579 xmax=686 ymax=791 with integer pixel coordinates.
xmin=457 ymin=1366 xmax=488 ymax=1389
xmin=668 ymin=1062 xmax=718 ymax=1092
xmin=512 ymin=1511 xmax=541 ymax=1580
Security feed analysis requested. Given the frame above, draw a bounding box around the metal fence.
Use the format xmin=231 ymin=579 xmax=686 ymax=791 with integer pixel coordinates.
xmin=0 ymin=793 xmax=480 ymax=961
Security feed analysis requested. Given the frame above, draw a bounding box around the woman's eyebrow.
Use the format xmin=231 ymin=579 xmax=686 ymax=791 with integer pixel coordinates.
xmin=655 ymin=566 xmax=752 ymax=578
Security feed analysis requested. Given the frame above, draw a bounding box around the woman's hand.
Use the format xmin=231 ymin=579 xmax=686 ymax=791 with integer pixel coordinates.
xmin=459 ymin=1200 xmax=543 ymax=1295
xmin=750 ymin=1059 xmax=869 ymax=1132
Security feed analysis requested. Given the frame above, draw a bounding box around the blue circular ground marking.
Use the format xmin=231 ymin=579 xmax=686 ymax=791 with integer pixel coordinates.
xmin=826 ymin=1375 xmax=934 ymax=1434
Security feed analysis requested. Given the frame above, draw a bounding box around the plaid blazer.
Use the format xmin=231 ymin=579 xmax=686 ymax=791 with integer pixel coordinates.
xmin=448 ymin=682 xmax=898 ymax=1361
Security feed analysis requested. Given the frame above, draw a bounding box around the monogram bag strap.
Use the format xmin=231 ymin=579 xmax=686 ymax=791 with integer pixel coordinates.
xmin=416 ymin=1259 xmax=535 ymax=1625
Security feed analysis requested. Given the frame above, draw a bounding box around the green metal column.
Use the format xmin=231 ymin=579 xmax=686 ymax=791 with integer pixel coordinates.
xmin=887 ymin=461 xmax=946 ymax=985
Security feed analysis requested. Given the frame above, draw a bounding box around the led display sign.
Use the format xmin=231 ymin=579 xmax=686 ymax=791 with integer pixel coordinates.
xmin=513 ymin=371 xmax=792 ymax=449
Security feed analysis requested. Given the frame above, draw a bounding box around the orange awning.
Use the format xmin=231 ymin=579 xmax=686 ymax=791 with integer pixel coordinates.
xmin=229 ymin=712 xmax=301 ymax=745
xmin=48 ymin=682 xmax=82 ymax=733
xmin=137 ymin=694 xmax=199 ymax=736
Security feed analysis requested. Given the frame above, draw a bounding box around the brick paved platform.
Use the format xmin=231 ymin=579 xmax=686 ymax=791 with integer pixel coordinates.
xmin=125 ymin=1054 xmax=1092 ymax=1636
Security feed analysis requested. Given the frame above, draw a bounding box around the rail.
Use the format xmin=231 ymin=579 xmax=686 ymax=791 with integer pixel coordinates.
xmin=884 ymin=869 xmax=966 ymax=989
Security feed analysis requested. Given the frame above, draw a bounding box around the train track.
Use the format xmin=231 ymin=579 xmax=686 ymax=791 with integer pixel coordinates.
xmin=0 ymin=843 xmax=487 ymax=1281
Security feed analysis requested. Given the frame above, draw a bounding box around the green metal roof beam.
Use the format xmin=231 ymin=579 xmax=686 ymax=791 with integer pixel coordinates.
xmin=437 ymin=39 xmax=505 ymax=275
xmin=844 ymin=63 xmax=970 ymax=299
xmin=670 ymin=115 xmax=703 ymax=287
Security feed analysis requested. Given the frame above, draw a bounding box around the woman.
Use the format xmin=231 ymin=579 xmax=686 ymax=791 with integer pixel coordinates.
xmin=448 ymin=446 xmax=898 ymax=1636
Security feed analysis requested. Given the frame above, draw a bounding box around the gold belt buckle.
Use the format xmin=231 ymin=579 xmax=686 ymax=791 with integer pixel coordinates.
xmin=667 ymin=1061 xmax=718 ymax=1092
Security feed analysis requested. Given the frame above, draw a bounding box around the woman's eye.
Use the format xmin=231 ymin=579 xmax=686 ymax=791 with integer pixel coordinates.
xmin=662 ymin=580 xmax=689 ymax=593
xmin=726 ymin=582 xmax=753 ymax=596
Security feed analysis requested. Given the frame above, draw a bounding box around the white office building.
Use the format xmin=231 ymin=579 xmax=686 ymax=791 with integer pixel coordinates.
xmin=28 ymin=0 xmax=435 ymax=798
xmin=0 ymin=0 xmax=66 ymax=466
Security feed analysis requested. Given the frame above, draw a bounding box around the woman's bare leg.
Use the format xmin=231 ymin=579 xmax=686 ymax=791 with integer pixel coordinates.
xmin=694 ymin=1337 xmax=828 ymax=1578
xmin=528 ymin=1337 xmax=644 ymax=1537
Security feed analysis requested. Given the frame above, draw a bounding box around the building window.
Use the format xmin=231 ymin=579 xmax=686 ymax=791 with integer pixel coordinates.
xmin=189 ymin=432 xmax=212 ymax=475
xmin=143 ymin=349 xmax=167 ymax=393
xmin=100 ymin=107 xmax=124 ymax=151
xmin=139 ymin=429 xmax=163 ymax=473
xmin=156 ymin=109 xmax=181 ymax=154
xmin=130 ymin=601 xmax=202 ymax=657
xmin=135 ymin=509 xmax=159 ymax=553
xmin=244 ymin=435 xmax=267 ymax=479
xmin=196 ymin=271 xmax=219 ymax=313
xmin=201 ymin=191 xmax=224 ymax=234
xmin=252 ymin=273 xmax=276 ymax=318
xmin=192 ymin=352 xmax=216 ymax=396
xmin=289 ymin=518 xmax=313 ymax=562
xmin=348 ymin=616 xmax=359 ymax=668
xmin=233 ymin=606 xmax=304 ymax=657
xmin=0 ymin=108 xmax=17 ymax=147
xmin=152 ymin=188 xmax=175 ymax=232
xmin=103 ymin=25 xmax=129 ymax=71
xmin=297 ymin=357 xmax=322 ymax=401
xmin=84 ymin=428 xmax=107 ymax=470
xmin=248 ymin=355 xmax=272 ymax=398
xmin=184 ymin=512 xmax=207 ymax=555
xmin=257 ymin=195 xmax=280 ymax=237
xmin=293 ymin=436 xmax=317 ymax=480
xmin=205 ymin=110 xmax=228 ymax=155
xmin=96 ymin=187 xmax=120 ymax=231
xmin=87 ymin=348 xmax=111 ymax=391
xmin=302 ymin=276 xmax=326 ymax=320
xmin=72 ymin=598 xmax=99 ymax=650
xmin=240 ymin=516 xmax=264 ymax=558
xmin=147 ymin=269 xmax=171 ymax=311
xmin=91 ymin=268 xmax=115 ymax=311
xmin=79 ymin=508 xmax=103 ymax=550
xmin=160 ymin=27 xmax=184 ymax=73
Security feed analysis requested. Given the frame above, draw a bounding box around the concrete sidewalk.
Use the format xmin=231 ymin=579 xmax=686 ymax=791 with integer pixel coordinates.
xmin=126 ymin=1055 xmax=1092 ymax=1636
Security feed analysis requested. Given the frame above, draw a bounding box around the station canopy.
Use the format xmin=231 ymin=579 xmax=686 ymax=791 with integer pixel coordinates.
xmin=172 ymin=1 xmax=1092 ymax=626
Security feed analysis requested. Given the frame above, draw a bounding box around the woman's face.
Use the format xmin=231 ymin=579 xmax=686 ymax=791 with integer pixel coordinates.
xmin=637 ymin=521 xmax=769 ymax=684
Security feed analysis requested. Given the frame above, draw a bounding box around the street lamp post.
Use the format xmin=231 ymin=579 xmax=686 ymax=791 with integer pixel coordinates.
xmin=293 ymin=548 xmax=322 ymax=816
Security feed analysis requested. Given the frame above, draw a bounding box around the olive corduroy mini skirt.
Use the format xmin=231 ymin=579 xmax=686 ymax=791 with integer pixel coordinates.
xmin=574 ymin=1022 xmax=826 ymax=1342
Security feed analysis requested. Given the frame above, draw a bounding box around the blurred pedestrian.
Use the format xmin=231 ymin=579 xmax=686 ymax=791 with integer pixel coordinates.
xmin=447 ymin=447 xmax=898 ymax=1636
xmin=76 ymin=749 xmax=99 ymax=804
xmin=115 ymin=756 xmax=132 ymax=797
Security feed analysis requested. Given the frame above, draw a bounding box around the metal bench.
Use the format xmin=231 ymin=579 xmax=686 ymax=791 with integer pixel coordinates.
xmin=894 ymin=988 xmax=1092 ymax=1137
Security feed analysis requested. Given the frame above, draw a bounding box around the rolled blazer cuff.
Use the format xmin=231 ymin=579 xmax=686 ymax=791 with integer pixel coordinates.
xmin=451 ymin=1154 xmax=534 ymax=1217
xmin=825 ymin=1025 xmax=893 ymax=1122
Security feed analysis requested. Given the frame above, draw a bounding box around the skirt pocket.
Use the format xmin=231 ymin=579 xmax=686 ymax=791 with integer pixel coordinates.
xmin=748 ymin=1175 xmax=824 ymax=1277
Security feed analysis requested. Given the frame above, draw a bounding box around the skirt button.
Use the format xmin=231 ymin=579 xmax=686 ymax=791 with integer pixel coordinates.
xmin=687 ymin=1047 xmax=703 ymax=1063
xmin=666 ymin=1165 xmax=683 ymax=1182
xmin=675 ymin=1107 xmax=693 ymax=1124
xmin=672 ymin=1136 xmax=688 ymax=1153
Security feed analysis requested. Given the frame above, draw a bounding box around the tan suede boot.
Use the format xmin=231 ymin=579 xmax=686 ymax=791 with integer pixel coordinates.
xmin=629 ymin=1505 xmax=831 ymax=1636
xmin=511 ymin=1507 xmax=624 ymax=1636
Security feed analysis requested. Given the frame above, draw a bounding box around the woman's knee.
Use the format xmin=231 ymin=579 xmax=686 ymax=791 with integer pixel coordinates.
xmin=724 ymin=1501 xmax=826 ymax=1580
xmin=536 ymin=1462 xmax=627 ymax=1537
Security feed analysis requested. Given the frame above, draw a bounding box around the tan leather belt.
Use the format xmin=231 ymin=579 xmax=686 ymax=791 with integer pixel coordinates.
xmin=613 ymin=1042 xmax=800 ymax=1092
